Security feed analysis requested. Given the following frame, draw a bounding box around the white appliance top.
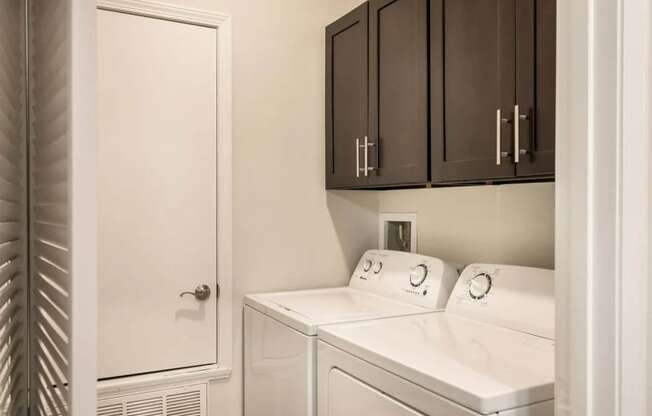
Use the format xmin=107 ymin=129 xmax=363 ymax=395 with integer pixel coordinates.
xmin=245 ymin=287 xmax=429 ymax=336
xmin=244 ymin=250 xmax=460 ymax=335
xmin=318 ymin=313 xmax=554 ymax=414
xmin=317 ymin=263 xmax=555 ymax=414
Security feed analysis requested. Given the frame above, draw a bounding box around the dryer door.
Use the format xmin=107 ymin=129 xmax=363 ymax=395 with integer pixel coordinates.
xmin=327 ymin=368 xmax=424 ymax=416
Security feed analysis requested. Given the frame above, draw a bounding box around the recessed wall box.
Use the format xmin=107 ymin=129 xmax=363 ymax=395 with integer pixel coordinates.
xmin=379 ymin=213 xmax=417 ymax=253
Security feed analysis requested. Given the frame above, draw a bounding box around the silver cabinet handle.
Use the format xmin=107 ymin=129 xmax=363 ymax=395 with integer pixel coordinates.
xmin=363 ymin=136 xmax=377 ymax=176
xmin=354 ymin=136 xmax=376 ymax=177
xmin=364 ymin=136 xmax=369 ymax=176
xmin=367 ymin=138 xmax=376 ymax=174
xmin=356 ymin=138 xmax=360 ymax=178
xmin=496 ymin=109 xmax=502 ymax=165
xmin=514 ymin=105 xmax=520 ymax=163
xmin=179 ymin=284 xmax=211 ymax=301
xmin=496 ymin=110 xmax=510 ymax=165
xmin=514 ymin=105 xmax=529 ymax=163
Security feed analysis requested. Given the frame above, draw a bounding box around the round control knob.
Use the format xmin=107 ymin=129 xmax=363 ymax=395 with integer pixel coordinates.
xmin=372 ymin=261 xmax=383 ymax=274
xmin=409 ymin=264 xmax=428 ymax=287
xmin=362 ymin=259 xmax=373 ymax=272
xmin=469 ymin=273 xmax=492 ymax=300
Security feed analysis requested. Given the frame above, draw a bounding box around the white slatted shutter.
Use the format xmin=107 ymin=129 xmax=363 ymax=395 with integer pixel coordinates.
xmin=28 ymin=0 xmax=97 ymax=415
xmin=28 ymin=0 xmax=71 ymax=414
xmin=0 ymin=1 xmax=96 ymax=414
xmin=0 ymin=0 xmax=29 ymax=415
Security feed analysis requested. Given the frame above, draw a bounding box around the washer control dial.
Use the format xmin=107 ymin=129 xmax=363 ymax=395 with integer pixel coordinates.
xmin=362 ymin=259 xmax=373 ymax=272
xmin=409 ymin=264 xmax=428 ymax=287
xmin=372 ymin=261 xmax=383 ymax=274
xmin=469 ymin=273 xmax=492 ymax=300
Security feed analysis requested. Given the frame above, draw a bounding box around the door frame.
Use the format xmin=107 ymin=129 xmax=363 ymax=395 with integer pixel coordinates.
xmin=69 ymin=1 xmax=98 ymax=414
xmin=95 ymin=0 xmax=234 ymax=392
xmin=556 ymin=0 xmax=651 ymax=414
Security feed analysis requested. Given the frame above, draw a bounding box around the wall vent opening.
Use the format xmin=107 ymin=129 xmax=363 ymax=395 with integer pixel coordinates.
xmin=97 ymin=384 xmax=207 ymax=416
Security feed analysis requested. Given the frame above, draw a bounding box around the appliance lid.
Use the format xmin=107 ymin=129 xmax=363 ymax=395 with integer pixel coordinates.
xmin=244 ymin=287 xmax=430 ymax=336
xmin=318 ymin=313 xmax=554 ymax=414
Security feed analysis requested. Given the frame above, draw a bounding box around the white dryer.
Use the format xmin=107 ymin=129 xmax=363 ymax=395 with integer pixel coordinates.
xmin=317 ymin=264 xmax=555 ymax=416
xmin=244 ymin=250 xmax=460 ymax=416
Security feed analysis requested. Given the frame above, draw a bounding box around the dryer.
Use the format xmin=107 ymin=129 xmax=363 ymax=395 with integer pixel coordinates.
xmin=317 ymin=264 xmax=555 ymax=416
xmin=244 ymin=250 xmax=460 ymax=416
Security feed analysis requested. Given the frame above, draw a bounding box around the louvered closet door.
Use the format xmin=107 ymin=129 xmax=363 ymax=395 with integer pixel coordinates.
xmin=29 ymin=1 xmax=98 ymax=415
xmin=29 ymin=1 xmax=72 ymax=414
xmin=97 ymin=9 xmax=218 ymax=378
xmin=0 ymin=1 xmax=28 ymax=415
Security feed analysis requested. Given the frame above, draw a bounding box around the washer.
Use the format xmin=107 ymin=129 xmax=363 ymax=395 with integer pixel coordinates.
xmin=244 ymin=250 xmax=460 ymax=416
xmin=317 ymin=264 xmax=555 ymax=416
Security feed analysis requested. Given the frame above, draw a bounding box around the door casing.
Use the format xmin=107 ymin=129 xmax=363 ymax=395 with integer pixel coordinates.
xmin=95 ymin=0 xmax=234 ymax=387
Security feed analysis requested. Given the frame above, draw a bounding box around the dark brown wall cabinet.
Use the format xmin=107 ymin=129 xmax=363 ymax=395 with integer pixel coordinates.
xmin=326 ymin=0 xmax=429 ymax=189
xmin=325 ymin=3 xmax=368 ymax=189
xmin=431 ymin=0 xmax=556 ymax=183
xmin=326 ymin=0 xmax=555 ymax=189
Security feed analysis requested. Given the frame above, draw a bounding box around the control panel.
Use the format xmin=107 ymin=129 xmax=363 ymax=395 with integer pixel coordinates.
xmin=447 ymin=264 xmax=555 ymax=339
xmin=348 ymin=250 xmax=460 ymax=310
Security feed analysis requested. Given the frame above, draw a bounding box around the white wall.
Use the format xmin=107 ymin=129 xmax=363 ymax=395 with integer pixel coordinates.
xmin=226 ymin=0 xmax=378 ymax=412
xmin=378 ymin=183 xmax=555 ymax=269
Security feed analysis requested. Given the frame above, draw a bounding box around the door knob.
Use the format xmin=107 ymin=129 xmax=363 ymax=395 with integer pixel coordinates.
xmin=179 ymin=284 xmax=211 ymax=301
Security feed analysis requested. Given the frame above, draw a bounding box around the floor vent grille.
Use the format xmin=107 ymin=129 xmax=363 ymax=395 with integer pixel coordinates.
xmin=98 ymin=403 xmax=124 ymax=416
xmin=98 ymin=384 xmax=206 ymax=416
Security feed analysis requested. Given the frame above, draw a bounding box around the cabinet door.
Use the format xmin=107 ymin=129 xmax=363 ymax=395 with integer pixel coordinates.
xmin=368 ymin=0 xmax=429 ymax=187
xmin=431 ymin=0 xmax=517 ymax=183
xmin=326 ymin=3 xmax=369 ymax=189
xmin=515 ymin=0 xmax=556 ymax=177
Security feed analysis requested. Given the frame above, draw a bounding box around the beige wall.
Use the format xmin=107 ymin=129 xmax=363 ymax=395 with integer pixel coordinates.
xmin=378 ymin=183 xmax=555 ymax=269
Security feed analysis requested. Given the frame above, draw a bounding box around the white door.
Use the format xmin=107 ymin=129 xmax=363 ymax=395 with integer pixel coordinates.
xmin=97 ymin=9 xmax=217 ymax=378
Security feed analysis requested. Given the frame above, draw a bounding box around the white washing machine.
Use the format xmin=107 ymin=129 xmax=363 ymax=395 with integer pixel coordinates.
xmin=317 ymin=264 xmax=555 ymax=416
xmin=244 ymin=250 xmax=460 ymax=416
